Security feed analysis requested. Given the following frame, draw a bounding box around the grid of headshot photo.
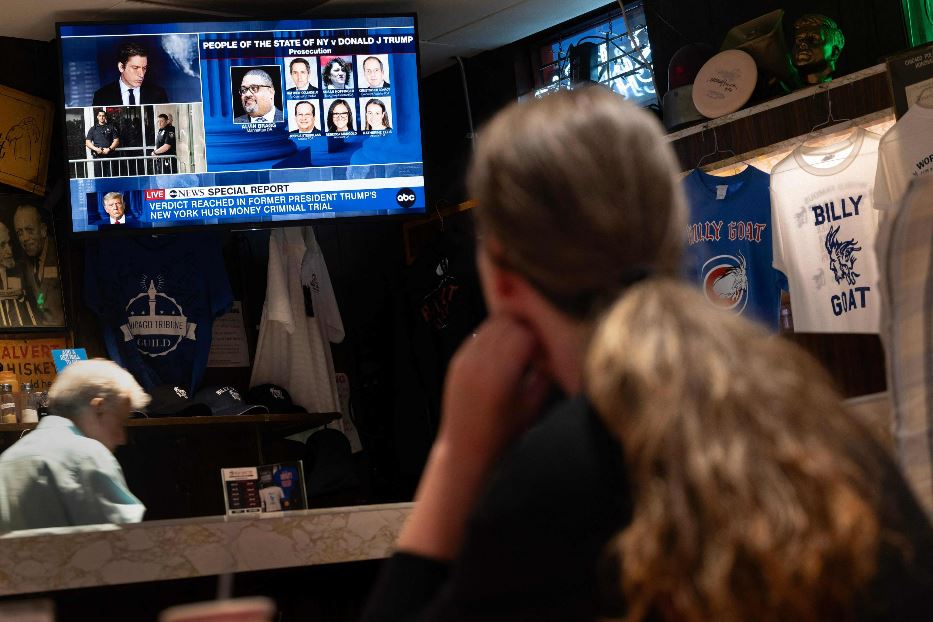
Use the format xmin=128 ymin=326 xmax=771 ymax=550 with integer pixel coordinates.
xmin=61 ymin=35 xmax=206 ymax=180
xmin=279 ymin=53 xmax=395 ymax=142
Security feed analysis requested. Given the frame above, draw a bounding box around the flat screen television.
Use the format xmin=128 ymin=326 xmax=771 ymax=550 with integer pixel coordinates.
xmin=57 ymin=15 xmax=426 ymax=233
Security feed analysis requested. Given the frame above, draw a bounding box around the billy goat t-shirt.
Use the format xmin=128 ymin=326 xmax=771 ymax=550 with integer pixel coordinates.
xmin=770 ymin=129 xmax=881 ymax=333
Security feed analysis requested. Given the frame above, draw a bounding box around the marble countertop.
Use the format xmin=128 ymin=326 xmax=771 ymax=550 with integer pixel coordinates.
xmin=0 ymin=502 xmax=412 ymax=596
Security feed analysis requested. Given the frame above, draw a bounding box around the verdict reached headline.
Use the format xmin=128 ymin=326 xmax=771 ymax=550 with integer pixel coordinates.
xmin=139 ymin=178 xmax=424 ymax=221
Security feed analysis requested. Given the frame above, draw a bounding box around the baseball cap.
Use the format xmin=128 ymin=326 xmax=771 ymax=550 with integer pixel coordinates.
xmin=132 ymin=384 xmax=212 ymax=418
xmin=192 ymin=385 xmax=269 ymax=417
xmin=246 ymin=384 xmax=307 ymax=414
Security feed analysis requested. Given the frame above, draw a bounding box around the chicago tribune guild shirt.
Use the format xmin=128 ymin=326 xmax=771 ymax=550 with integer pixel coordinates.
xmin=873 ymin=100 xmax=933 ymax=211
xmin=770 ymin=128 xmax=882 ymax=333
xmin=85 ymin=234 xmax=233 ymax=391
xmin=682 ymin=166 xmax=787 ymax=331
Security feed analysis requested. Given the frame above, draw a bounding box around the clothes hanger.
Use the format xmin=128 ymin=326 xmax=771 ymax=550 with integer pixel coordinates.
xmin=696 ymin=126 xmax=738 ymax=170
xmin=802 ymin=91 xmax=853 ymax=146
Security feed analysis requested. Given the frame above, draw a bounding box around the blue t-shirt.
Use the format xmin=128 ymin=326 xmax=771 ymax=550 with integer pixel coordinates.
xmin=84 ymin=234 xmax=233 ymax=391
xmin=682 ymin=166 xmax=787 ymax=331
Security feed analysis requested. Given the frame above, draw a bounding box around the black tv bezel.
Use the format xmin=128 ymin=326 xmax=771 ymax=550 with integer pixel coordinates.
xmin=55 ymin=12 xmax=430 ymax=239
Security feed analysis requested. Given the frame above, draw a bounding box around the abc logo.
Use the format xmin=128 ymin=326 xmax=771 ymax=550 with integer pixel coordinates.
xmin=396 ymin=188 xmax=417 ymax=208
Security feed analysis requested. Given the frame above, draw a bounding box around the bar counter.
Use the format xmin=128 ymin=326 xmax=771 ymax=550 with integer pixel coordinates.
xmin=0 ymin=502 xmax=412 ymax=597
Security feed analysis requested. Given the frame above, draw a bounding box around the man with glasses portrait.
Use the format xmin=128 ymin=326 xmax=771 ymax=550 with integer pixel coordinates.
xmin=234 ymin=68 xmax=284 ymax=124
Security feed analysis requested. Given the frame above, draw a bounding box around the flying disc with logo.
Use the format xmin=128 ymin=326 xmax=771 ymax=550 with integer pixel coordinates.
xmin=692 ymin=49 xmax=758 ymax=118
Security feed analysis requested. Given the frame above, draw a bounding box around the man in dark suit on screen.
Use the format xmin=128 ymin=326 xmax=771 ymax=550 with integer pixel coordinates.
xmin=93 ymin=42 xmax=168 ymax=106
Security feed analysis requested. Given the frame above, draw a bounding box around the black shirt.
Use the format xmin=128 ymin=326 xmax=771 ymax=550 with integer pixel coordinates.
xmin=155 ymin=124 xmax=176 ymax=155
xmin=362 ymin=397 xmax=933 ymax=621
xmin=363 ymin=397 xmax=632 ymax=621
xmin=86 ymin=123 xmax=118 ymax=154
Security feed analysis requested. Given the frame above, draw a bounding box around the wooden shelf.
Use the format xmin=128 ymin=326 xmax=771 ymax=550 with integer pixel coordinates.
xmin=0 ymin=411 xmax=339 ymax=434
xmin=667 ymin=64 xmax=892 ymax=172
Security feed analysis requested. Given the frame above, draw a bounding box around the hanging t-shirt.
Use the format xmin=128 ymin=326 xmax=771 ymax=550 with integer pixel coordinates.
xmin=873 ymin=101 xmax=933 ymax=211
xmin=682 ymin=166 xmax=787 ymax=331
xmin=250 ymin=227 xmax=344 ymax=414
xmin=770 ymin=128 xmax=882 ymax=334
xmin=85 ymin=234 xmax=233 ymax=391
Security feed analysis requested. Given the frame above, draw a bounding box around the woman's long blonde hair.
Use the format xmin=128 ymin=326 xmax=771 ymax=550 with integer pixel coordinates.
xmin=586 ymin=280 xmax=884 ymax=622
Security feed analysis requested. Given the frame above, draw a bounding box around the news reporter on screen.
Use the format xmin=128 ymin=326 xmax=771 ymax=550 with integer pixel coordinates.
xmin=93 ymin=41 xmax=168 ymax=106
xmin=287 ymin=58 xmax=316 ymax=92
xmin=289 ymin=101 xmax=321 ymax=135
xmin=364 ymin=99 xmax=391 ymax=131
xmin=0 ymin=360 xmax=150 ymax=531
xmin=234 ymin=69 xmax=284 ymax=124
xmin=322 ymin=57 xmax=353 ymax=90
xmin=361 ymin=56 xmax=390 ymax=89
xmin=326 ymin=99 xmax=354 ymax=133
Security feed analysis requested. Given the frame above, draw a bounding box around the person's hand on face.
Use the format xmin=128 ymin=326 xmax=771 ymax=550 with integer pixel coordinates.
xmin=438 ymin=315 xmax=550 ymax=464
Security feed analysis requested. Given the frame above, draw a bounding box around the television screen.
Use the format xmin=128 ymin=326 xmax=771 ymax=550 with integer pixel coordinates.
xmin=58 ymin=16 xmax=425 ymax=233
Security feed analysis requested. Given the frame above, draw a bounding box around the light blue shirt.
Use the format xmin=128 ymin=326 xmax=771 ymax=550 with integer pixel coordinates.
xmin=0 ymin=416 xmax=145 ymax=532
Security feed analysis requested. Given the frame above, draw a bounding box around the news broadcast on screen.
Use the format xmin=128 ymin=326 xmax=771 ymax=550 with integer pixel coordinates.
xmin=58 ymin=16 xmax=425 ymax=233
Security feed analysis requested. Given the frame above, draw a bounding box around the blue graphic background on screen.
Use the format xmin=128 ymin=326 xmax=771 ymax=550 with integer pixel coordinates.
xmin=61 ymin=35 xmax=203 ymax=107
xmin=198 ymin=26 xmax=421 ymax=172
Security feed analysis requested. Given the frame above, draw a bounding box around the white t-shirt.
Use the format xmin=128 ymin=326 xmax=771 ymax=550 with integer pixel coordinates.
xmin=251 ymin=227 xmax=344 ymax=414
xmin=260 ymin=486 xmax=284 ymax=512
xmin=770 ymin=128 xmax=882 ymax=334
xmin=873 ymin=101 xmax=933 ymax=211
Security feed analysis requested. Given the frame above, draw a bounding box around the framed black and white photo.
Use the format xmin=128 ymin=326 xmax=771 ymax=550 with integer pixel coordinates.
xmin=0 ymin=195 xmax=65 ymax=330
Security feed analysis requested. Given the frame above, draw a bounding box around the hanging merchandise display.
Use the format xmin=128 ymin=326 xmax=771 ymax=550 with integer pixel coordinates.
xmin=682 ymin=165 xmax=787 ymax=331
xmin=250 ymin=227 xmax=344 ymax=414
xmin=770 ymin=128 xmax=882 ymax=333
xmin=84 ymin=234 xmax=233 ymax=391
xmin=874 ymin=95 xmax=933 ymax=210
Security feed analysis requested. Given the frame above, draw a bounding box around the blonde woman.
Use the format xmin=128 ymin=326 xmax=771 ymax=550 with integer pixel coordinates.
xmin=586 ymin=280 xmax=933 ymax=622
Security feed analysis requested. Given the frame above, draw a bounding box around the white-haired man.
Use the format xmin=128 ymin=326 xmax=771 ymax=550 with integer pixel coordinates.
xmin=0 ymin=360 xmax=150 ymax=531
